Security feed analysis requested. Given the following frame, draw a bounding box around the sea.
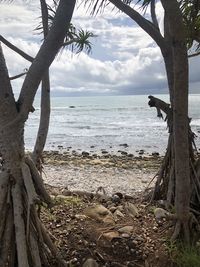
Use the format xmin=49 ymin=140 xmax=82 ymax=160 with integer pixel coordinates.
xmin=25 ymin=94 xmax=200 ymax=156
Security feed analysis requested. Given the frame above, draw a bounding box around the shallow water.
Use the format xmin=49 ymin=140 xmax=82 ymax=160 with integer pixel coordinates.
xmin=25 ymin=94 xmax=200 ymax=155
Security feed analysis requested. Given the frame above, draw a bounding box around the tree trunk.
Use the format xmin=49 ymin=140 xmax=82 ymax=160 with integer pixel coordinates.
xmin=0 ymin=0 xmax=76 ymax=264
xmin=161 ymin=0 xmax=191 ymax=242
xmin=33 ymin=71 xmax=50 ymax=169
xmin=33 ymin=0 xmax=50 ymax=169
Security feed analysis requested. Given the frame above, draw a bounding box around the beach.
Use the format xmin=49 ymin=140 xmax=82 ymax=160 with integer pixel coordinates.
xmin=42 ymin=150 xmax=161 ymax=195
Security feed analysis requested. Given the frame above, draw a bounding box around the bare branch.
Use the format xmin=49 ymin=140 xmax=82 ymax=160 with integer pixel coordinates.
xmin=188 ymin=50 xmax=200 ymax=58
xmin=9 ymin=71 xmax=28 ymax=80
xmin=0 ymin=35 xmax=34 ymax=62
xmin=108 ymin=0 xmax=165 ymax=48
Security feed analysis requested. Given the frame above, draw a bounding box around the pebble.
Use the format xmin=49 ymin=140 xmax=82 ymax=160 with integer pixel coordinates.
xmin=43 ymin=151 xmax=158 ymax=196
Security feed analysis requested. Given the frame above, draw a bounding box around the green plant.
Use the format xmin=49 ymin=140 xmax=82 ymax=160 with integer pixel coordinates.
xmin=166 ymin=240 xmax=200 ymax=267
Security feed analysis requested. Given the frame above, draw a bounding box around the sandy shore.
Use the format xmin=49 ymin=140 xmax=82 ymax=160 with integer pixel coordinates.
xmin=42 ymin=151 xmax=161 ymax=195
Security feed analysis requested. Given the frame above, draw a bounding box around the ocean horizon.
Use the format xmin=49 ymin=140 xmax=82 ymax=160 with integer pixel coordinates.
xmin=25 ymin=94 xmax=200 ymax=155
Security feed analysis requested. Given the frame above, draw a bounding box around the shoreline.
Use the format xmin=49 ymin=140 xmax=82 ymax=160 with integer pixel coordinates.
xmin=42 ymin=150 xmax=162 ymax=196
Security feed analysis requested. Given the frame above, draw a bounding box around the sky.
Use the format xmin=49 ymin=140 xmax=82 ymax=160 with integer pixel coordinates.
xmin=0 ymin=0 xmax=200 ymax=97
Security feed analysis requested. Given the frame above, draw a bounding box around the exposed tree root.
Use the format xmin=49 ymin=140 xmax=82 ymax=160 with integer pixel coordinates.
xmin=171 ymin=213 xmax=200 ymax=244
xmin=147 ymin=96 xmax=200 ymax=243
xmin=0 ymin=160 xmax=67 ymax=266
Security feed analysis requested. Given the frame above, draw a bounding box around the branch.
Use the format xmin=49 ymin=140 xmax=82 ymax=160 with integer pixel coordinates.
xmin=106 ymin=0 xmax=165 ymax=48
xmin=0 ymin=35 xmax=34 ymax=62
xmin=17 ymin=0 xmax=76 ymax=119
xmin=9 ymin=71 xmax=28 ymax=80
xmin=148 ymin=95 xmax=172 ymax=132
xmin=151 ymin=0 xmax=159 ymax=29
xmin=188 ymin=50 xmax=200 ymax=58
xmin=148 ymin=95 xmax=171 ymax=116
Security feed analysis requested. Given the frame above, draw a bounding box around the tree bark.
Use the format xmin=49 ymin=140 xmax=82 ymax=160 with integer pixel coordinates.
xmin=161 ymin=0 xmax=190 ymax=242
xmin=0 ymin=0 xmax=76 ymax=265
xmin=33 ymin=71 xmax=50 ymax=168
xmin=33 ymin=0 xmax=51 ymax=168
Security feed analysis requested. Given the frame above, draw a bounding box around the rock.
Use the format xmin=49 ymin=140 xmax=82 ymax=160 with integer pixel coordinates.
xmin=113 ymin=209 xmax=124 ymax=218
xmin=82 ymin=258 xmax=99 ymax=267
xmin=141 ymin=179 xmax=148 ymax=184
xmin=138 ymin=150 xmax=144 ymax=155
xmin=82 ymin=151 xmax=90 ymax=157
xmin=75 ymin=214 xmax=87 ymax=220
xmin=125 ymin=202 xmax=139 ymax=218
xmin=102 ymin=231 xmax=119 ymax=241
xmin=152 ymin=152 xmax=159 ymax=157
xmin=128 ymin=153 xmax=134 ymax=157
xmin=101 ymin=150 xmax=108 ymax=154
xmin=109 ymin=206 xmax=117 ymax=213
xmin=84 ymin=205 xmax=114 ymax=225
xmin=119 ymin=143 xmax=129 ymax=148
xmin=121 ymin=151 xmax=128 ymax=155
xmin=121 ymin=233 xmax=130 ymax=238
xmin=69 ymin=105 xmax=75 ymax=108
xmin=118 ymin=226 xmax=133 ymax=234
xmin=111 ymin=194 xmax=121 ymax=204
xmin=154 ymin=208 xmax=168 ymax=220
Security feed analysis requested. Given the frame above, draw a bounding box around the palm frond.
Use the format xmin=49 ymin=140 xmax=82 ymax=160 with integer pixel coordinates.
xmin=65 ymin=29 xmax=96 ymax=54
xmin=35 ymin=0 xmax=96 ymax=54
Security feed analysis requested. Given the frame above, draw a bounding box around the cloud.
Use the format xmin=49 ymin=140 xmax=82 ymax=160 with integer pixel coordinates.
xmin=0 ymin=0 xmax=199 ymax=97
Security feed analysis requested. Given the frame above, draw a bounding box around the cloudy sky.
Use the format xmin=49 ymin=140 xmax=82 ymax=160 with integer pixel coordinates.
xmin=0 ymin=0 xmax=200 ymax=97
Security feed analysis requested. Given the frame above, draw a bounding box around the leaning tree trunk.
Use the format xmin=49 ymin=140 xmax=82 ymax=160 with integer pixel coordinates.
xmin=32 ymin=0 xmax=51 ymax=170
xmin=32 ymin=71 xmax=50 ymax=170
xmin=0 ymin=44 xmax=60 ymax=266
xmin=0 ymin=0 xmax=76 ymax=265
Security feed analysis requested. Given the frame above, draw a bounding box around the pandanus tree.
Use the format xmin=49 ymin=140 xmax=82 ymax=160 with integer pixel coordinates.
xmin=0 ymin=0 xmax=79 ymax=265
xmin=0 ymin=0 xmax=94 ymax=171
xmin=84 ymin=0 xmax=200 ymax=241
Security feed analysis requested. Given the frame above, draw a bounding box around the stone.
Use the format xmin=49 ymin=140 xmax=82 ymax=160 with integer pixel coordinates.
xmin=84 ymin=205 xmax=114 ymax=225
xmin=154 ymin=208 xmax=168 ymax=220
xmin=75 ymin=214 xmax=87 ymax=220
xmin=152 ymin=152 xmax=159 ymax=157
xmin=113 ymin=209 xmax=124 ymax=218
xmin=82 ymin=151 xmax=90 ymax=157
xmin=109 ymin=206 xmax=117 ymax=213
xmin=125 ymin=202 xmax=139 ymax=218
xmin=138 ymin=149 xmax=144 ymax=155
xmin=118 ymin=226 xmax=133 ymax=234
xmin=119 ymin=143 xmax=129 ymax=148
xmin=82 ymin=258 xmax=99 ymax=267
xmin=111 ymin=194 xmax=121 ymax=204
xmin=102 ymin=231 xmax=119 ymax=241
